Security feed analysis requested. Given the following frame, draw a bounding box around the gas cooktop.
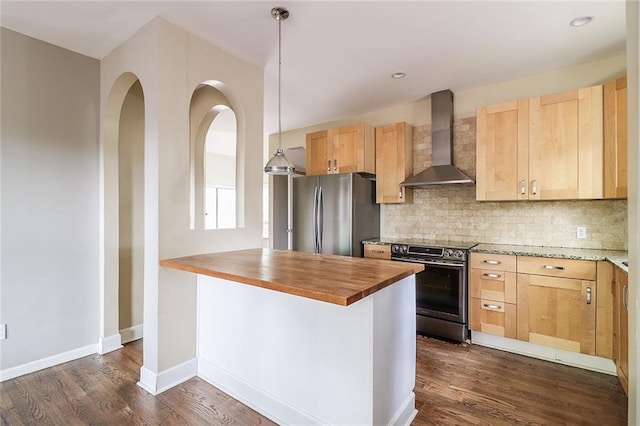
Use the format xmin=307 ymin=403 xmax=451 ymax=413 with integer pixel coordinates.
xmin=386 ymin=238 xmax=479 ymax=251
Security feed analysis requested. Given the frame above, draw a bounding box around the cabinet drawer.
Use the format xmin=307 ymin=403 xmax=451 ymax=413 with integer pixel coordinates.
xmin=470 ymin=253 xmax=516 ymax=272
xmin=517 ymin=256 xmax=596 ymax=280
xmin=470 ymin=269 xmax=516 ymax=304
xmin=469 ymin=298 xmax=517 ymax=339
xmin=363 ymin=244 xmax=391 ymax=260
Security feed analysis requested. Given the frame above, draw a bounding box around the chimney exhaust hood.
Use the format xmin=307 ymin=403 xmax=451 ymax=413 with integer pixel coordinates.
xmin=400 ymin=89 xmax=474 ymax=187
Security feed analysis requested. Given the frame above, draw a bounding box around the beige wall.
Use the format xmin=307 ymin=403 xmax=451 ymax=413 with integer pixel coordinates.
xmin=1 ymin=28 xmax=100 ymax=370
xmin=101 ymin=18 xmax=264 ymax=379
xmin=269 ymin=54 xmax=627 ymax=154
xmin=118 ymin=81 xmax=145 ymax=332
xmin=384 ymin=118 xmax=627 ymax=250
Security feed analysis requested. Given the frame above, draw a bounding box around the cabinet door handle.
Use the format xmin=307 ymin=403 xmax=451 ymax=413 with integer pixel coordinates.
xmin=483 ymin=260 xmax=501 ymax=265
xmin=483 ymin=303 xmax=502 ymax=311
xmin=483 ymin=273 xmax=501 ymax=279
xmin=586 ymin=287 xmax=592 ymax=305
xmin=399 ymin=188 xmax=403 ymax=199
xmin=624 ymin=285 xmax=629 ymax=309
xmin=531 ymin=179 xmax=538 ymax=195
xmin=333 ymin=159 xmax=337 ymax=171
xmin=543 ymin=265 xmax=565 ymax=270
xmin=327 ymin=160 xmax=331 ymax=172
xmin=520 ymin=180 xmax=526 ymax=195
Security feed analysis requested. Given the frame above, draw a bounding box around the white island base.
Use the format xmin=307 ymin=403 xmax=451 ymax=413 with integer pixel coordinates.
xmin=196 ymin=274 xmax=417 ymax=425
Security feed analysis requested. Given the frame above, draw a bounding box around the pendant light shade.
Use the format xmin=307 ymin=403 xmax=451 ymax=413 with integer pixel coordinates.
xmin=264 ymin=6 xmax=295 ymax=175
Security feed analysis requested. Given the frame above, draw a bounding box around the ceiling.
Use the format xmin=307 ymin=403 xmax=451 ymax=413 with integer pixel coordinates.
xmin=0 ymin=1 xmax=626 ymax=135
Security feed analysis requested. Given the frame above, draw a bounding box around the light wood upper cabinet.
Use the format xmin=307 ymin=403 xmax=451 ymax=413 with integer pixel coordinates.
xmin=476 ymin=100 xmax=529 ymax=201
xmin=529 ymin=86 xmax=603 ymax=200
xmin=306 ymin=130 xmax=330 ymax=176
xmin=476 ymin=84 xmax=603 ymax=201
xmin=306 ymin=123 xmax=375 ymax=176
xmin=516 ymin=257 xmax=597 ymax=355
xmin=604 ymin=77 xmax=628 ymax=199
xmin=375 ymin=122 xmax=413 ymax=204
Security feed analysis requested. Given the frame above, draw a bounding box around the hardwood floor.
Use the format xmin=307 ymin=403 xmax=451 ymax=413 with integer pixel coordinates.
xmin=1 ymin=337 xmax=627 ymax=425
xmin=413 ymin=336 xmax=627 ymax=425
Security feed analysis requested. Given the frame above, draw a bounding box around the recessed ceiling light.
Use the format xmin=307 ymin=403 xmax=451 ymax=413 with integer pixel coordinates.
xmin=391 ymin=72 xmax=406 ymax=79
xmin=570 ymin=16 xmax=594 ymax=27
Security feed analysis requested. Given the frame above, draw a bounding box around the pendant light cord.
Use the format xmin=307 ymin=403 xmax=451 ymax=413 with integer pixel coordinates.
xmin=277 ymin=13 xmax=282 ymax=151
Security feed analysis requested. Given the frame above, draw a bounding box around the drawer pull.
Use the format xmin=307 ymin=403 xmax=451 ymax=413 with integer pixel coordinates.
xmin=483 ymin=273 xmax=501 ymax=279
xmin=483 ymin=260 xmax=501 ymax=265
xmin=327 ymin=160 xmax=331 ymax=172
xmin=586 ymin=287 xmax=592 ymax=305
xmin=543 ymin=265 xmax=565 ymax=270
xmin=483 ymin=303 xmax=502 ymax=310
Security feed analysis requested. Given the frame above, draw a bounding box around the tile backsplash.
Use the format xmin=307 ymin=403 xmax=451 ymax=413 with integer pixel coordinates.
xmin=383 ymin=118 xmax=628 ymax=251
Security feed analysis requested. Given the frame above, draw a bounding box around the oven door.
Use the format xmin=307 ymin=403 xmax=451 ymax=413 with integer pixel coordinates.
xmin=394 ymin=258 xmax=467 ymax=324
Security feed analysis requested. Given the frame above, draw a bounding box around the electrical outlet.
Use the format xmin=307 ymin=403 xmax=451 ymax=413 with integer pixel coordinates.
xmin=0 ymin=324 xmax=6 ymax=340
xmin=577 ymin=226 xmax=587 ymax=239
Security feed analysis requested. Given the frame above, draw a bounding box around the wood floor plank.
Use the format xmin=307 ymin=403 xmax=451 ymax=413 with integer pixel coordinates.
xmin=1 ymin=336 xmax=627 ymax=425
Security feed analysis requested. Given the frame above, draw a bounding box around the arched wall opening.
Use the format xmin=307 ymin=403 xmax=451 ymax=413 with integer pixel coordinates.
xmin=100 ymin=72 xmax=146 ymax=354
xmin=189 ymin=82 xmax=244 ymax=230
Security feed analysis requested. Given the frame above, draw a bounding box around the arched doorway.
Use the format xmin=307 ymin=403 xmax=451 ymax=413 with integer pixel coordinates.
xmin=100 ymin=72 xmax=145 ymax=354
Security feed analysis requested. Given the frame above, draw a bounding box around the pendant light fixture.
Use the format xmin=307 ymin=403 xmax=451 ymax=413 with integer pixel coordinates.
xmin=264 ymin=6 xmax=295 ymax=175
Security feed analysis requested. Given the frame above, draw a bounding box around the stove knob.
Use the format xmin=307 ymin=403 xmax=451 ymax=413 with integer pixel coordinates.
xmin=444 ymin=249 xmax=454 ymax=258
xmin=392 ymin=245 xmax=399 ymax=254
xmin=400 ymin=245 xmax=408 ymax=254
xmin=454 ymin=250 xmax=464 ymax=259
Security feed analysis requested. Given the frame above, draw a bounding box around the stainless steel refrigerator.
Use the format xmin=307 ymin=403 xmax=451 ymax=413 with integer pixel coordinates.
xmin=272 ymin=173 xmax=380 ymax=257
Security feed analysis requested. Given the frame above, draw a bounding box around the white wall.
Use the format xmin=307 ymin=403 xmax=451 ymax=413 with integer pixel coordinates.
xmin=0 ymin=28 xmax=100 ymax=371
xmin=626 ymin=1 xmax=639 ymax=423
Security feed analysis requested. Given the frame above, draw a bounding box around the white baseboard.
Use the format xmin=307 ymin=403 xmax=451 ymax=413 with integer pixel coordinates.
xmin=389 ymin=392 xmax=418 ymax=426
xmin=471 ymin=331 xmax=617 ymax=375
xmin=120 ymin=324 xmax=143 ymax=344
xmin=0 ymin=343 xmax=98 ymax=382
xmin=137 ymin=357 xmax=198 ymax=396
xmin=98 ymin=333 xmax=123 ymax=355
xmin=198 ymin=357 xmax=324 ymax=425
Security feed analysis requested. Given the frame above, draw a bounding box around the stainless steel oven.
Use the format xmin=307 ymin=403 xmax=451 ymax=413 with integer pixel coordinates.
xmin=390 ymin=241 xmax=476 ymax=342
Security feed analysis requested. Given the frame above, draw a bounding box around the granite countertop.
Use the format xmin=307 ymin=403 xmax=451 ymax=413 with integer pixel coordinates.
xmin=160 ymin=248 xmax=424 ymax=306
xmin=472 ymin=243 xmax=628 ymax=273
xmin=364 ymin=239 xmax=628 ymax=274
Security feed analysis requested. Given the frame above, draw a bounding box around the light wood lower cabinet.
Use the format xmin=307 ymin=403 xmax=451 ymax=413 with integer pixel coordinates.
xmin=516 ymin=257 xmax=597 ymax=355
xmin=517 ymin=273 xmax=596 ymax=355
xmin=363 ymin=243 xmax=391 ymax=260
xmin=469 ymin=253 xmax=517 ymax=338
xmin=614 ymin=265 xmax=629 ymax=395
xmin=471 ymin=254 xmax=615 ymax=359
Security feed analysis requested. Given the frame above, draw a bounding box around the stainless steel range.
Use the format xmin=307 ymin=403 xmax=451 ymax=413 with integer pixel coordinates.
xmin=390 ymin=239 xmax=477 ymax=342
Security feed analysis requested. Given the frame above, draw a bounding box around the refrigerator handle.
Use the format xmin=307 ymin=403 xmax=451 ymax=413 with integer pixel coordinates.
xmin=313 ymin=185 xmax=319 ymax=253
xmin=318 ymin=185 xmax=324 ymax=253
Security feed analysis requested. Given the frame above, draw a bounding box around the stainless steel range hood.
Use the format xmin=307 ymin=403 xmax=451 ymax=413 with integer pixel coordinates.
xmin=401 ymin=89 xmax=474 ymax=187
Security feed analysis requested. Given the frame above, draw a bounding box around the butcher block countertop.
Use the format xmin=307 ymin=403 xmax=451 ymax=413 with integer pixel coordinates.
xmin=160 ymin=248 xmax=424 ymax=306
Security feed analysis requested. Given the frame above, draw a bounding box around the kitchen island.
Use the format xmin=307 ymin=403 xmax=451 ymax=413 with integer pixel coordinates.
xmin=160 ymin=248 xmax=423 ymax=426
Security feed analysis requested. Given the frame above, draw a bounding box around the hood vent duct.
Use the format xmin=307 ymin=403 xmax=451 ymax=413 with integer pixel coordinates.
xmin=400 ymin=89 xmax=474 ymax=187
